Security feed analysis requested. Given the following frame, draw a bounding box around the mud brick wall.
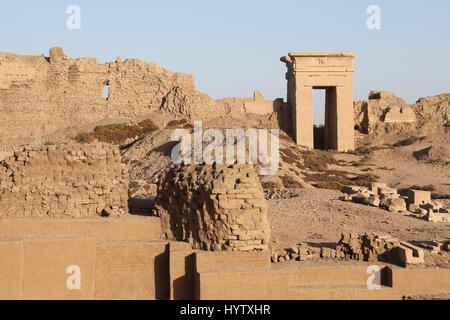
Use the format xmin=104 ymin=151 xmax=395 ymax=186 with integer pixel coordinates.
xmin=336 ymin=232 xmax=399 ymax=262
xmin=0 ymin=47 xmax=221 ymax=145
xmin=154 ymin=163 xmax=270 ymax=252
xmin=0 ymin=144 xmax=128 ymax=218
xmin=0 ymin=47 xmax=292 ymax=147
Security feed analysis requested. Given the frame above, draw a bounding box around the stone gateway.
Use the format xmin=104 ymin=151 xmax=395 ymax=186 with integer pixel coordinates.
xmin=281 ymin=52 xmax=356 ymax=151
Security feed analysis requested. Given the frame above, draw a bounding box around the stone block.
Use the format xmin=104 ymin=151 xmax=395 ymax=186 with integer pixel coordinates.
xmin=396 ymin=242 xmax=424 ymax=267
xmin=368 ymin=196 xmax=380 ymax=207
xmin=342 ymin=186 xmax=364 ymax=195
xmin=408 ymin=189 xmax=431 ymax=205
xmin=384 ymin=197 xmax=406 ymax=212
xmin=370 ymin=182 xmax=386 ymax=194
xmin=378 ymin=187 xmax=398 ymax=196
xmin=427 ymin=211 xmax=450 ymax=222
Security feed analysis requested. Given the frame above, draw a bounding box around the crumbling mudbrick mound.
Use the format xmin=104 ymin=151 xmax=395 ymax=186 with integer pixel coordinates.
xmin=0 ymin=144 xmax=129 ymax=218
xmin=154 ymin=163 xmax=270 ymax=252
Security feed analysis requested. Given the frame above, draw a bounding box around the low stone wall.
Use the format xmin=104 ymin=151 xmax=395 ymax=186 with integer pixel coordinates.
xmin=0 ymin=218 xmax=449 ymax=300
xmin=336 ymin=232 xmax=400 ymax=262
xmin=0 ymin=144 xmax=128 ymax=218
xmin=271 ymin=231 xmax=431 ymax=267
xmin=154 ymin=163 xmax=270 ymax=251
xmin=335 ymin=232 xmax=427 ymax=267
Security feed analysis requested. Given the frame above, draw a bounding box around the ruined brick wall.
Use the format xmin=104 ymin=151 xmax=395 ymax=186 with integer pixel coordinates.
xmin=0 ymin=47 xmax=220 ymax=145
xmin=0 ymin=144 xmax=128 ymax=218
xmin=352 ymin=90 xmax=450 ymax=138
xmin=154 ymin=164 xmax=270 ymax=251
xmin=336 ymin=232 xmax=399 ymax=262
xmin=0 ymin=47 xmax=290 ymax=146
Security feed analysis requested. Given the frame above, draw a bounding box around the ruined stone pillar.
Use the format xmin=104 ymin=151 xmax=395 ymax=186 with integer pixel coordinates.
xmin=295 ymin=85 xmax=314 ymax=148
xmin=336 ymin=85 xmax=355 ymax=151
xmin=281 ymin=52 xmax=356 ymax=151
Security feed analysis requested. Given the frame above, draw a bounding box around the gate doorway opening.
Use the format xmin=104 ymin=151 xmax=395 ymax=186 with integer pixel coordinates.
xmin=313 ymin=86 xmax=337 ymax=150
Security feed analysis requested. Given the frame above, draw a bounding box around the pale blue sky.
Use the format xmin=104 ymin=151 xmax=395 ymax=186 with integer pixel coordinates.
xmin=1 ymin=1 xmax=449 ymax=124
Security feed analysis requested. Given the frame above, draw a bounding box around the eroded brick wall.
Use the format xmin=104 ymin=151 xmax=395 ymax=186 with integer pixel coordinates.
xmin=0 ymin=47 xmax=292 ymax=147
xmin=0 ymin=144 xmax=128 ymax=218
xmin=154 ymin=163 xmax=270 ymax=251
xmin=0 ymin=47 xmax=218 ymax=144
xmin=336 ymin=232 xmax=399 ymax=262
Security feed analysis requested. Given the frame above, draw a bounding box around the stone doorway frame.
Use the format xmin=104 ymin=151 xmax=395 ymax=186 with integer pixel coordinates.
xmin=281 ymin=52 xmax=356 ymax=151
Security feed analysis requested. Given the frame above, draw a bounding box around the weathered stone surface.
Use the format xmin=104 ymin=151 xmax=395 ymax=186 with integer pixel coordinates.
xmin=355 ymin=91 xmax=449 ymax=138
xmin=154 ymin=163 xmax=270 ymax=252
xmin=281 ymin=52 xmax=356 ymax=151
xmin=0 ymin=48 xmax=292 ymax=149
xmin=385 ymin=198 xmax=407 ymax=212
xmin=0 ymin=48 xmax=221 ymax=145
xmin=338 ymin=185 xmax=443 ymax=215
xmin=0 ymin=144 xmax=128 ymax=218
xmin=336 ymin=232 xmax=426 ymax=267
xmin=427 ymin=210 xmax=450 ymax=222
xmin=397 ymin=241 xmax=425 ymax=267
xmin=408 ymin=189 xmax=431 ymax=205
xmin=354 ymin=91 xmax=414 ymax=134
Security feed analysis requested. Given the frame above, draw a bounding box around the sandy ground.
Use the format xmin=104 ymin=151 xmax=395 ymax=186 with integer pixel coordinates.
xmin=333 ymin=151 xmax=450 ymax=196
xmin=267 ymin=189 xmax=449 ymax=260
xmin=369 ymin=139 xmax=450 ymax=195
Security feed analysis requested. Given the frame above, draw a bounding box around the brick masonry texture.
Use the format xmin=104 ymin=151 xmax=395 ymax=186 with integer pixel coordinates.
xmin=154 ymin=163 xmax=270 ymax=251
xmin=0 ymin=144 xmax=128 ymax=218
xmin=0 ymin=47 xmax=291 ymax=147
xmin=336 ymin=232 xmax=399 ymax=262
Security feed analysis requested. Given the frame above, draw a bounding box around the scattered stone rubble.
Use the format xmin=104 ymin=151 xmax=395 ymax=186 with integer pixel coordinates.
xmin=271 ymin=232 xmax=438 ymax=268
xmin=414 ymin=240 xmax=450 ymax=254
xmin=154 ymin=163 xmax=270 ymax=252
xmin=0 ymin=144 xmax=129 ymax=218
xmin=271 ymin=243 xmax=337 ymax=263
xmin=336 ymin=233 xmax=426 ymax=267
xmin=336 ymin=232 xmax=400 ymax=262
xmin=263 ymin=188 xmax=300 ymax=200
xmin=339 ymin=183 xmax=449 ymax=222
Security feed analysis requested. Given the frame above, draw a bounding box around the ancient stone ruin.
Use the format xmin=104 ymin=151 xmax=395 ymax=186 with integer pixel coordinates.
xmin=0 ymin=47 xmax=291 ymax=148
xmin=270 ymin=232 xmax=433 ymax=268
xmin=0 ymin=47 xmax=449 ymax=301
xmin=281 ymin=52 xmax=356 ymax=151
xmin=0 ymin=144 xmax=128 ymax=217
xmin=352 ymin=90 xmax=448 ymax=137
xmin=154 ymin=163 xmax=270 ymax=251
xmin=336 ymin=233 xmax=424 ymax=267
